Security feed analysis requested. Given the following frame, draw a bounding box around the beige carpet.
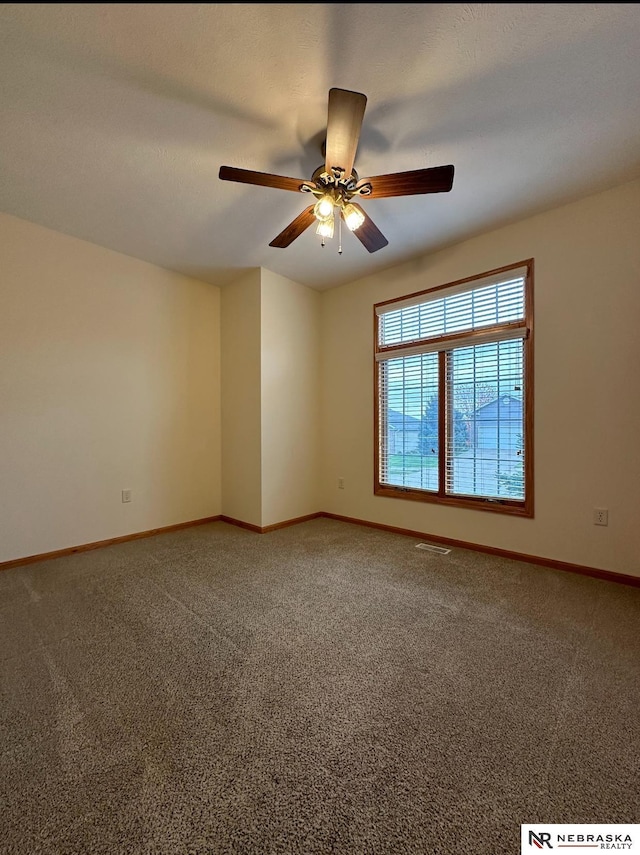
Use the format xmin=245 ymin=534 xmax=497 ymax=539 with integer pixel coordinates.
xmin=1 ymin=518 xmax=638 ymax=854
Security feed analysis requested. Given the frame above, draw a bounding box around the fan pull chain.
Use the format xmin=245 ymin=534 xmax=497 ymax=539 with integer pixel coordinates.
xmin=338 ymin=210 xmax=342 ymax=255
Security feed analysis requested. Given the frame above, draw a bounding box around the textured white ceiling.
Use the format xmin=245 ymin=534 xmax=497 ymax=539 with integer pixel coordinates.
xmin=1 ymin=4 xmax=640 ymax=290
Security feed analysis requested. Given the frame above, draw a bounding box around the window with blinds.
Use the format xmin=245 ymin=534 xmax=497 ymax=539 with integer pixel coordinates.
xmin=374 ymin=260 xmax=533 ymax=516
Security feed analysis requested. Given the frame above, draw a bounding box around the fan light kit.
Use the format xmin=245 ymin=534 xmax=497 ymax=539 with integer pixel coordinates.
xmin=219 ymin=88 xmax=455 ymax=256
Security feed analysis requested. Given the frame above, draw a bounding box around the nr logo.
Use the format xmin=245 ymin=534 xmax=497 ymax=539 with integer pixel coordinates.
xmin=529 ymin=830 xmax=553 ymax=849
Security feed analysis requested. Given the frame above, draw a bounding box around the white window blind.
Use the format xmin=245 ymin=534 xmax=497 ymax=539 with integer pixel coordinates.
xmin=375 ymin=265 xmax=528 ymax=319
xmin=377 ymin=273 xmax=526 ymax=349
xmin=376 ymin=264 xmax=531 ymax=510
xmin=378 ymin=352 xmax=439 ymax=492
xmin=445 ymin=340 xmax=525 ymax=500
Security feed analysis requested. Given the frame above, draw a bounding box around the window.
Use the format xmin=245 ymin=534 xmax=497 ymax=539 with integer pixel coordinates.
xmin=374 ymin=260 xmax=533 ymax=516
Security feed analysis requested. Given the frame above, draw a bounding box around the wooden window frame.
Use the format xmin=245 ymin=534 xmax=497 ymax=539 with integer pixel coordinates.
xmin=374 ymin=259 xmax=534 ymax=517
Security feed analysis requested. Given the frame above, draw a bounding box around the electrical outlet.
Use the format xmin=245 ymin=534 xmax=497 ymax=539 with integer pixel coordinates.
xmin=122 ymin=489 xmax=132 ymax=503
xmin=338 ymin=478 xmax=345 ymax=490
xmin=593 ymin=508 xmax=608 ymax=526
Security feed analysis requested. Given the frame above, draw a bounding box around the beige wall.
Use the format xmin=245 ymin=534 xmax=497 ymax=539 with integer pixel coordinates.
xmin=320 ymin=179 xmax=640 ymax=577
xmin=260 ymin=270 xmax=320 ymax=527
xmin=4 ymin=178 xmax=639 ymax=576
xmin=220 ymin=269 xmax=321 ymax=528
xmin=0 ymin=212 xmax=221 ymax=563
xmin=220 ymin=270 xmax=263 ymax=527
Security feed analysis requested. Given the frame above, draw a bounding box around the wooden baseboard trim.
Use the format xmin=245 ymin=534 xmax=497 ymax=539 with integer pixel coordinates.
xmin=262 ymin=512 xmax=323 ymax=533
xmin=218 ymin=515 xmax=263 ymax=533
xmin=3 ymin=509 xmax=637 ymax=589
xmin=319 ymin=512 xmax=640 ymax=589
xmin=220 ymin=512 xmax=323 ymax=534
xmin=0 ymin=515 xmax=222 ymax=571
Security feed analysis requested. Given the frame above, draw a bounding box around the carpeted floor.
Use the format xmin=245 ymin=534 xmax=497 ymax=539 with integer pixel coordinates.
xmin=1 ymin=518 xmax=639 ymax=854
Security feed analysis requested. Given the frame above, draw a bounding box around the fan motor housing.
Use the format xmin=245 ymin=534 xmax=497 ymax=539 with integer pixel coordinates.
xmin=306 ymin=165 xmax=371 ymax=201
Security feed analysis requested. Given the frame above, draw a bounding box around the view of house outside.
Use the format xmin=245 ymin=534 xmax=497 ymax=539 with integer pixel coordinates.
xmin=381 ymin=340 xmax=525 ymax=500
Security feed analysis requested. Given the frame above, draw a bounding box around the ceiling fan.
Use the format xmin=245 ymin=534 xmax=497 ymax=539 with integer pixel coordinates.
xmin=218 ymin=88 xmax=454 ymax=254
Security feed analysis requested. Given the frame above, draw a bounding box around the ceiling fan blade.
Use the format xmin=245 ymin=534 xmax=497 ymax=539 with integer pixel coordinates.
xmin=269 ymin=205 xmax=317 ymax=248
xmin=357 ymin=165 xmax=455 ymax=198
xmin=219 ymin=166 xmax=312 ymax=193
xmin=344 ymin=203 xmax=389 ymax=253
xmin=324 ymin=88 xmax=367 ymax=180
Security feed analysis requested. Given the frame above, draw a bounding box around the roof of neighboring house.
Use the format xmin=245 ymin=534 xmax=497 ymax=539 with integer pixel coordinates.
xmin=388 ymin=409 xmax=421 ymax=427
xmin=474 ymin=394 xmax=523 ymax=414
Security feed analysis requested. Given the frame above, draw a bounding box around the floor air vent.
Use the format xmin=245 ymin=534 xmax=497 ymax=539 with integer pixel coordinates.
xmin=415 ymin=543 xmax=451 ymax=555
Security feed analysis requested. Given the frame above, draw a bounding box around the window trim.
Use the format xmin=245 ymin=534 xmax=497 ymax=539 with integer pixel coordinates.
xmin=373 ymin=259 xmax=534 ymax=517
